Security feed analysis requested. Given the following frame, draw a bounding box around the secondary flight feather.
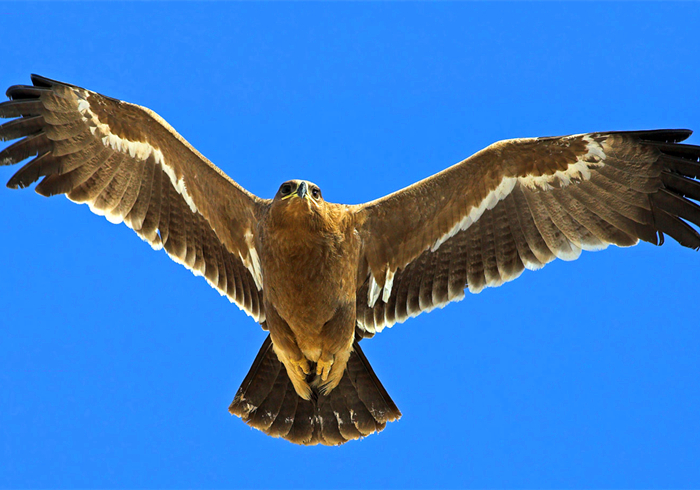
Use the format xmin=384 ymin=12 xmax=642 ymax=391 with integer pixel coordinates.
xmin=2 ymin=75 xmax=699 ymax=445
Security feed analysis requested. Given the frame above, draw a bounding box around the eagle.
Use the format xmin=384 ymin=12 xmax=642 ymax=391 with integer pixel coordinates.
xmin=2 ymin=75 xmax=699 ymax=446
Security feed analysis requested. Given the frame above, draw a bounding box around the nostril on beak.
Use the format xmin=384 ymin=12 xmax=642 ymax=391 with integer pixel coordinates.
xmin=298 ymin=181 xmax=308 ymax=199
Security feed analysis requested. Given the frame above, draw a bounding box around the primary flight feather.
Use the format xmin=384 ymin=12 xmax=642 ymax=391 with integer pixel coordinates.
xmin=2 ymin=75 xmax=699 ymax=445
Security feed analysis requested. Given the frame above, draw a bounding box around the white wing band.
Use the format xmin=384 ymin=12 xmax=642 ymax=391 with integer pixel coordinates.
xmin=78 ymin=94 xmax=199 ymax=215
xmin=431 ymin=136 xmax=606 ymax=252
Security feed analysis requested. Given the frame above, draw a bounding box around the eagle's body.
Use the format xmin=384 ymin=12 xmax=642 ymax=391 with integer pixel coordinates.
xmin=2 ymin=75 xmax=700 ymax=445
xmin=259 ymin=189 xmax=360 ymax=397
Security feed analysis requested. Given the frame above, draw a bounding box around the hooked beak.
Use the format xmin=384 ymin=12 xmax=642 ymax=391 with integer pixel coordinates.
xmin=281 ymin=181 xmax=311 ymax=201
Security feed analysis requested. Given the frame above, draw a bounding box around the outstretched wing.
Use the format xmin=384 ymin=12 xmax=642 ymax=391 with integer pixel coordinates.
xmin=353 ymin=130 xmax=700 ymax=336
xmin=0 ymin=75 xmax=267 ymax=322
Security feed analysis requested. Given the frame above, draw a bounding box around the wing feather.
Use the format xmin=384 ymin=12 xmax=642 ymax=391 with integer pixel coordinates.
xmin=447 ymin=225 xmax=469 ymax=299
xmin=466 ymin=218 xmax=487 ymax=292
xmin=355 ymin=130 xmax=700 ymax=336
xmin=0 ymin=75 xmax=267 ymax=322
xmin=503 ymin=190 xmax=544 ymax=269
xmin=493 ymin=199 xmax=523 ymax=280
xmin=126 ymin=153 xmax=156 ymax=230
xmin=0 ymin=114 xmax=45 ymax=140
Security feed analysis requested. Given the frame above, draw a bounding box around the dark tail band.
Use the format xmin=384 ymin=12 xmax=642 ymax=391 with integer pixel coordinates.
xmin=229 ymin=335 xmax=401 ymax=445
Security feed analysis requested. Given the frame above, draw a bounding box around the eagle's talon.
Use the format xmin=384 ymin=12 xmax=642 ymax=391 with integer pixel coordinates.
xmin=284 ymin=357 xmax=313 ymax=400
xmin=296 ymin=358 xmax=311 ymax=376
xmin=316 ymin=358 xmax=333 ymax=381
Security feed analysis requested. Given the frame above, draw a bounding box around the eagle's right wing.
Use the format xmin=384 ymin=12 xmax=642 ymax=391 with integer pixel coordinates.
xmin=0 ymin=75 xmax=266 ymax=322
xmin=353 ymin=130 xmax=700 ymax=336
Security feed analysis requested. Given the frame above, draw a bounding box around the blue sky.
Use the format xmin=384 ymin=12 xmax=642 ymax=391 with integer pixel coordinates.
xmin=1 ymin=2 xmax=699 ymax=488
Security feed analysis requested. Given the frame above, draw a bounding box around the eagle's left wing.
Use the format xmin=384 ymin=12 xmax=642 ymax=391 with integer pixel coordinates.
xmin=353 ymin=130 xmax=700 ymax=337
xmin=0 ymin=75 xmax=267 ymax=322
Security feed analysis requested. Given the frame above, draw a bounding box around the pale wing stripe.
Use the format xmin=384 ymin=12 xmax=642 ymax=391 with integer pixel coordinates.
xmin=431 ymin=135 xmax=606 ymax=252
xmin=78 ymin=90 xmax=265 ymax=317
xmin=77 ymin=89 xmax=264 ymax=296
xmin=78 ymin=96 xmax=199 ymax=215
xmin=81 ymin=163 xmax=264 ymax=321
xmin=1 ymin=81 xmax=265 ymax=322
xmin=366 ymin=135 xmax=607 ymax=306
xmin=367 ymin=274 xmax=381 ymax=307
xmin=359 ymin=184 xmax=631 ymax=333
xmin=357 ymin=132 xmax=700 ymax=338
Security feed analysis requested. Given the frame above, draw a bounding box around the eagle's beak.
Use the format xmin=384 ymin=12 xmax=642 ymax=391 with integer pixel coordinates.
xmin=281 ymin=181 xmax=311 ymax=201
xmin=297 ymin=181 xmax=308 ymax=200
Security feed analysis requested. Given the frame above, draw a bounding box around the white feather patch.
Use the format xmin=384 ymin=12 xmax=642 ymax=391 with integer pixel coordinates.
xmin=244 ymin=232 xmax=263 ymax=291
xmin=70 ymin=92 xmax=264 ymax=322
xmin=76 ymin=94 xmax=199 ymax=214
xmin=431 ymin=176 xmax=517 ymax=252
xmin=362 ymin=136 xmax=611 ymax=336
xmin=368 ymin=275 xmax=381 ymax=308
xmin=366 ymin=265 xmax=396 ymax=320
xmin=382 ymin=267 xmax=395 ymax=302
xmin=431 ymin=136 xmax=606 ymax=252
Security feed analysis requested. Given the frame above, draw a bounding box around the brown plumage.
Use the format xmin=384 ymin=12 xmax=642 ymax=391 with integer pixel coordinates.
xmin=2 ymin=75 xmax=700 ymax=445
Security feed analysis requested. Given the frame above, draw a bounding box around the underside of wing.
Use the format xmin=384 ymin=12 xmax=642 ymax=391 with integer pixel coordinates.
xmin=0 ymin=75 xmax=266 ymax=322
xmin=355 ymin=130 xmax=700 ymax=337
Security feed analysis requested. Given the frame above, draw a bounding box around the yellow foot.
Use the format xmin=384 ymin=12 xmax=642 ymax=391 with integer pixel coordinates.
xmin=293 ymin=357 xmax=311 ymax=377
xmin=318 ymin=350 xmax=351 ymax=396
xmin=284 ymin=358 xmax=312 ymax=400
xmin=316 ymin=358 xmax=334 ymax=382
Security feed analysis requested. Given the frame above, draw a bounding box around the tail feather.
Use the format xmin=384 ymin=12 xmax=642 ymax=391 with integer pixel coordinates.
xmin=265 ymin=379 xmax=297 ymax=439
xmin=286 ymin=392 xmax=315 ymax=445
xmin=247 ymin=360 xmax=287 ymax=431
xmin=229 ymin=335 xmax=401 ymax=445
xmin=349 ymin=339 xmax=398 ymax=423
xmin=336 ymin=368 xmax=378 ymax=436
xmin=328 ymin=379 xmax=363 ymax=441
xmin=316 ymin=393 xmax=345 ymax=445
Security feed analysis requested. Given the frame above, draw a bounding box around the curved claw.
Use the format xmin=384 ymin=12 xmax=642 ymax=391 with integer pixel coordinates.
xmin=316 ymin=358 xmax=334 ymax=382
xmin=283 ymin=357 xmax=313 ymax=400
xmin=317 ymin=350 xmax=351 ymax=396
xmin=297 ymin=358 xmax=311 ymax=376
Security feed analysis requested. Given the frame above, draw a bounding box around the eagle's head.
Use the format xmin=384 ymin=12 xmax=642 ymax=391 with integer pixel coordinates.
xmin=274 ymin=179 xmax=323 ymax=205
xmin=271 ymin=179 xmax=334 ymax=229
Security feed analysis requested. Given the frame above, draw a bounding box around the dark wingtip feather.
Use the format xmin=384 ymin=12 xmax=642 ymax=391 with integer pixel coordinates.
xmin=648 ymin=141 xmax=700 ymax=161
xmin=0 ymin=115 xmax=44 ymax=141
xmin=662 ymin=171 xmax=700 ymax=202
xmin=0 ymin=99 xmax=44 ymax=118
xmin=5 ymin=84 xmax=50 ymax=100
xmin=30 ymin=74 xmax=58 ymax=88
xmin=598 ymin=129 xmax=694 ymax=144
xmin=592 ymin=129 xmax=693 ymax=143
xmin=654 ymin=189 xmax=700 ymax=229
xmin=653 ymin=209 xmax=700 ymax=251
xmin=636 ymin=129 xmax=693 ymax=143
xmin=30 ymin=75 xmax=98 ymax=97
xmin=0 ymin=133 xmax=50 ymax=167
xmin=6 ymin=152 xmax=57 ymax=189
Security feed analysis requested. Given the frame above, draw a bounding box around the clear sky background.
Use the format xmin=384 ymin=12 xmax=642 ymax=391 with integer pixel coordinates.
xmin=1 ymin=3 xmax=699 ymax=488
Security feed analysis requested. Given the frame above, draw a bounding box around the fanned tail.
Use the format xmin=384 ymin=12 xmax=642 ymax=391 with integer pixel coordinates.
xmin=229 ymin=335 xmax=401 ymax=445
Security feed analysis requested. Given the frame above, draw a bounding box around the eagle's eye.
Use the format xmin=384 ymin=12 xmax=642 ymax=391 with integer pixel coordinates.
xmin=312 ymin=187 xmax=321 ymax=199
xmin=280 ymin=183 xmax=293 ymax=195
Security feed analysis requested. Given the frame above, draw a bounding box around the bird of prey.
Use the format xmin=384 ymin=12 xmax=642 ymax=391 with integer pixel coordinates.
xmin=2 ymin=75 xmax=699 ymax=446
